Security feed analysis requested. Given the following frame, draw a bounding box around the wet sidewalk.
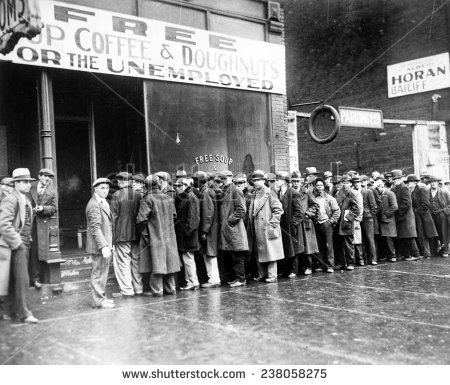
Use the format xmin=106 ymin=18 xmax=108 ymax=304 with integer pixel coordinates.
xmin=1 ymin=258 xmax=449 ymax=365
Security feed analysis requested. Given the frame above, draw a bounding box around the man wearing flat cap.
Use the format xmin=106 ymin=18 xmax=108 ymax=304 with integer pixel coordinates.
xmin=323 ymin=171 xmax=333 ymax=194
xmin=0 ymin=177 xmax=14 ymax=204
xmin=156 ymin=171 xmax=175 ymax=200
xmin=407 ymin=174 xmax=437 ymax=259
xmin=0 ymin=168 xmax=38 ymax=323
xmin=264 ymin=173 xmax=276 ymax=190
xmin=131 ymin=174 xmax=146 ymax=194
xmin=28 ymin=168 xmax=57 ymax=289
xmin=86 ymin=178 xmax=115 ymax=309
xmin=391 ymin=170 xmax=420 ymax=261
xmin=110 ymin=172 xmax=143 ymax=298
xmin=429 ymin=176 xmax=450 ymax=258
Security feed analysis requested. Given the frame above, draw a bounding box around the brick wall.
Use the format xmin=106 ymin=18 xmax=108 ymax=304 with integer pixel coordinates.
xmin=282 ymin=0 xmax=450 ymax=175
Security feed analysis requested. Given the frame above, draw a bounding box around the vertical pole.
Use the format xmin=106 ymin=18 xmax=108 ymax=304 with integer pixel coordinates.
xmin=39 ymin=70 xmax=61 ymax=257
xmin=89 ymin=98 xmax=97 ymax=184
xmin=143 ymin=81 xmax=151 ymax=174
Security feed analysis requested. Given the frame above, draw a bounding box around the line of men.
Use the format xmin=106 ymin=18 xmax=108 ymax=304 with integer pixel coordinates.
xmin=84 ymin=166 xmax=450 ymax=310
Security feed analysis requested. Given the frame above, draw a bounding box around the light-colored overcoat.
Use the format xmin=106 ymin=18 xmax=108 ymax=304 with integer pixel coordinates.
xmin=85 ymin=196 xmax=113 ymax=254
xmin=379 ymin=188 xmax=398 ymax=237
xmin=247 ymin=185 xmax=284 ymax=263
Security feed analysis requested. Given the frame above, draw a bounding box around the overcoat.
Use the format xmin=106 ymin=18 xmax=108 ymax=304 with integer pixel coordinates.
xmin=174 ymin=186 xmax=200 ymax=252
xmin=369 ymin=186 xmax=382 ymax=235
xmin=335 ymin=187 xmax=359 ymax=236
xmin=391 ymin=182 xmax=417 ymax=238
xmin=199 ymin=184 xmax=219 ymax=257
xmin=279 ymin=186 xmax=304 ymax=257
xmin=353 ymin=189 xmax=363 ymax=244
xmin=298 ymin=187 xmax=319 ymax=254
xmin=28 ymin=183 xmax=57 ymax=260
xmin=247 ymin=185 xmax=284 ymax=263
xmin=218 ymin=183 xmax=249 ymax=251
xmin=379 ymin=188 xmax=398 ymax=237
xmin=411 ymin=185 xmax=438 ymax=238
xmin=0 ymin=190 xmax=34 ymax=295
xmin=110 ymin=186 xmax=142 ymax=243
xmin=85 ymin=196 xmax=113 ymax=255
xmin=136 ymin=188 xmax=180 ymax=274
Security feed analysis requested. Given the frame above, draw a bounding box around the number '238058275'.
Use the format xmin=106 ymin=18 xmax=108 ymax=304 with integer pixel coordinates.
xmin=261 ymin=368 xmax=327 ymax=379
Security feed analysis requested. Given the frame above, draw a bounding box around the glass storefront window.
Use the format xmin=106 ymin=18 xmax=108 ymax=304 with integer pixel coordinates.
xmin=144 ymin=80 xmax=270 ymax=177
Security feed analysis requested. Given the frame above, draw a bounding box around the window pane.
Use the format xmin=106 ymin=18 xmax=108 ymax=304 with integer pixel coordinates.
xmin=209 ymin=14 xmax=265 ymax=41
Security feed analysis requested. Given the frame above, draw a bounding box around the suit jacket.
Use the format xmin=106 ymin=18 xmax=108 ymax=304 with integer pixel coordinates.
xmin=85 ymin=195 xmax=113 ymax=254
xmin=0 ymin=189 xmax=34 ymax=250
xmin=28 ymin=182 xmax=57 ymax=260
xmin=110 ymin=186 xmax=141 ymax=243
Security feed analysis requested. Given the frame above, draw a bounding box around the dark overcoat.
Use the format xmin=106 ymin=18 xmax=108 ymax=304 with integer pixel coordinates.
xmin=219 ymin=183 xmax=249 ymax=251
xmin=28 ymin=183 xmax=57 ymax=260
xmin=136 ymin=188 xmax=180 ymax=274
xmin=279 ymin=186 xmax=304 ymax=257
xmin=335 ymin=187 xmax=360 ymax=236
xmin=379 ymin=189 xmax=398 ymax=237
xmin=411 ymin=185 xmax=438 ymax=238
xmin=298 ymin=187 xmax=319 ymax=254
xmin=199 ymin=184 xmax=219 ymax=257
xmin=369 ymin=186 xmax=382 ymax=235
xmin=247 ymin=185 xmax=284 ymax=263
xmin=110 ymin=186 xmax=142 ymax=243
xmin=175 ymin=186 xmax=200 ymax=252
xmin=391 ymin=182 xmax=417 ymax=238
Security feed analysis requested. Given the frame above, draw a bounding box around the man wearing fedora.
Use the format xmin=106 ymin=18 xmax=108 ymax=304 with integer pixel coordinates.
xmin=290 ymin=171 xmax=302 ymax=192
xmin=28 ymin=168 xmax=57 ymax=289
xmin=429 ymin=176 xmax=450 ymax=258
xmin=110 ymin=172 xmax=143 ymax=298
xmin=407 ymin=174 xmax=437 ymax=259
xmin=323 ymin=171 xmax=333 ymax=194
xmin=86 ymin=178 xmax=115 ymax=309
xmin=305 ymin=167 xmax=318 ymax=192
xmin=391 ymin=170 xmax=420 ymax=261
xmin=0 ymin=168 xmax=38 ymax=323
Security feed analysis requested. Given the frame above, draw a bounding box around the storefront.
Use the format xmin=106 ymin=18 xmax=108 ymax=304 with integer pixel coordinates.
xmin=0 ymin=0 xmax=288 ymax=282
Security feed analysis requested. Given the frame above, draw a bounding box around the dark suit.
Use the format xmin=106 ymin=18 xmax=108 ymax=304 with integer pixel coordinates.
xmin=0 ymin=190 xmax=35 ymax=319
xmin=85 ymin=194 xmax=114 ymax=306
xmin=28 ymin=182 xmax=57 ymax=283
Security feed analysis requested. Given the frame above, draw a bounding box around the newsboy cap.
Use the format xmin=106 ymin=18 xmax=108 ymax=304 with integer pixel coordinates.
xmin=252 ymin=170 xmax=266 ymax=180
xmin=155 ymin=171 xmax=169 ymax=182
xmin=192 ymin=171 xmax=207 ymax=181
xmin=429 ymin=175 xmax=442 ymax=182
xmin=92 ymin=177 xmax=111 ymax=187
xmin=131 ymin=173 xmax=146 ymax=184
xmin=175 ymin=170 xmax=187 ymax=179
xmin=38 ymin=168 xmax=55 ymax=177
xmin=116 ymin=172 xmax=131 ymax=181
xmin=12 ymin=168 xmax=36 ymax=182
xmin=219 ymin=170 xmax=233 ymax=179
xmin=0 ymin=177 xmax=14 ymax=187
xmin=233 ymin=173 xmax=247 ymax=183
xmin=145 ymin=175 xmax=159 ymax=187
xmin=341 ymin=174 xmax=352 ymax=183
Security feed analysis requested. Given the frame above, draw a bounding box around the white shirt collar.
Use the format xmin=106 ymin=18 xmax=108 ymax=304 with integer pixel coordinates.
xmin=94 ymin=193 xmax=108 ymax=206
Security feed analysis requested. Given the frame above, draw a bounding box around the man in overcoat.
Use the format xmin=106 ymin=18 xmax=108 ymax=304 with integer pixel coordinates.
xmin=174 ymin=177 xmax=201 ymax=290
xmin=137 ymin=176 xmax=180 ymax=296
xmin=429 ymin=176 xmax=450 ymax=258
xmin=218 ymin=170 xmax=249 ymax=287
xmin=374 ymin=179 xmax=398 ymax=262
xmin=110 ymin=172 xmax=143 ymax=298
xmin=247 ymin=170 xmax=284 ymax=283
xmin=275 ymin=171 xmax=304 ymax=278
xmin=0 ymin=168 xmax=38 ymax=323
xmin=407 ymin=174 xmax=437 ymax=259
xmin=335 ymin=174 xmax=360 ymax=270
xmin=86 ymin=178 xmax=115 ymax=309
xmin=28 ymin=168 xmax=57 ymax=288
xmin=0 ymin=177 xmax=14 ymax=204
xmin=390 ymin=170 xmax=420 ymax=261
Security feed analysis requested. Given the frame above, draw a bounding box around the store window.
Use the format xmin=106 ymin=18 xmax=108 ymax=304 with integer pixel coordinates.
xmin=144 ymin=81 xmax=270 ymax=177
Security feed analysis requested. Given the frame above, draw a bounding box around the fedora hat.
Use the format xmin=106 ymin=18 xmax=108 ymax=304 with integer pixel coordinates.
xmin=406 ymin=174 xmax=420 ymax=183
xmin=391 ymin=169 xmax=403 ymax=180
xmin=12 ymin=168 xmax=36 ymax=182
xmin=305 ymin=167 xmax=318 ymax=175
xmin=275 ymin=171 xmax=290 ymax=182
xmin=291 ymin=171 xmax=301 ymax=181
xmin=373 ymin=179 xmax=384 ymax=189
xmin=323 ymin=171 xmax=333 ymax=178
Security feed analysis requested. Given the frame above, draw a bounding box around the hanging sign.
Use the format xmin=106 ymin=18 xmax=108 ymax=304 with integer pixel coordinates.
xmin=0 ymin=0 xmax=286 ymax=94
xmin=338 ymin=106 xmax=384 ymax=129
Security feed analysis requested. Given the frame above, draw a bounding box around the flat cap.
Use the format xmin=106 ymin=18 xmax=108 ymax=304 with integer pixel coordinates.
xmin=192 ymin=171 xmax=207 ymax=181
xmin=360 ymin=175 xmax=369 ymax=182
xmin=155 ymin=171 xmax=169 ymax=182
xmin=175 ymin=170 xmax=187 ymax=178
xmin=429 ymin=175 xmax=442 ymax=182
xmin=323 ymin=171 xmax=333 ymax=178
xmin=219 ymin=170 xmax=233 ymax=179
xmin=38 ymin=168 xmax=55 ymax=177
xmin=252 ymin=170 xmax=266 ymax=180
xmin=352 ymin=174 xmax=361 ymax=182
xmin=0 ymin=177 xmax=14 ymax=187
xmin=116 ymin=172 xmax=131 ymax=180
xmin=264 ymin=172 xmax=276 ymax=181
xmin=92 ymin=177 xmax=111 ymax=187
xmin=131 ymin=173 xmax=146 ymax=184
xmin=145 ymin=175 xmax=159 ymax=187
xmin=233 ymin=173 xmax=247 ymax=183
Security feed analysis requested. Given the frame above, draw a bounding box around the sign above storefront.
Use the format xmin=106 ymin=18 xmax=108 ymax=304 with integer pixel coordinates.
xmin=338 ymin=106 xmax=384 ymax=129
xmin=0 ymin=0 xmax=43 ymax=54
xmin=387 ymin=52 xmax=450 ymax=98
xmin=0 ymin=0 xmax=286 ymax=94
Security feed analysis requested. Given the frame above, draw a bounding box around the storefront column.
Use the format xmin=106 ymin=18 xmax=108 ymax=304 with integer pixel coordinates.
xmin=38 ymin=70 xmax=64 ymax=284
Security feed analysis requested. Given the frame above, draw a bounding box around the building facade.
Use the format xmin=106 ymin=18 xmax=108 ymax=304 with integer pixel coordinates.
xmin=0 ymin=0 xmax=288 ymax=282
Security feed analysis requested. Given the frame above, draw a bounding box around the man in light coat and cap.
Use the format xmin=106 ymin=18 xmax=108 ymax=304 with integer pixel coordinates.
xmin=28 ymin=168 xmax=57 ymax=289
xmin=0 ymin=177 xmax=14 ymax=204
xmin=429 ymin=175 xmax=450 ymax=257
xmin=248 ymin=170 xmax=284 ymax=282
xmin=86 ymin=178 xmax=115 ymax=309
xmin=390 ymin=170 xmax=420 ymax=261
xmin=0 ymin=168 xmax=38 ymax=323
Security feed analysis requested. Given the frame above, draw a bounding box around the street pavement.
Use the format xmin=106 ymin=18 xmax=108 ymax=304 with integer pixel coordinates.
xmin=0 ymin=257 xmax=449 ymax=365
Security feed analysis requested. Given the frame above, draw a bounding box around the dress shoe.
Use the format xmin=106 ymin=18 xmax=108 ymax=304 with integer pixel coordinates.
xmin=229 ymin=280 xmax=246 ymax=287
xmin=92 ymin=301 xmax=115 ymax=309
xmin=32 ymin=281 xmax=42 ymax=289
xmin=179 ymin=284 xmax=200 ymax=291
xmin=288 ymin=273 xmax=297 ymax=279
xmin=22 ymin=315 xmax=39 ymax=324
xmin=389 ymin=257 xmax=397 ymax=262
xmin=403 ymin=256 xmax=418 ymax=261
xmin=112 ymin=292 xmax=134 ymax=298
xmin=370 ymin=261 xmax=378 ymax=265
xmin=201 ymin=282 xmax=221 ymax=288
xmin=346 ymin=265 xmax=355 ymax=270
xmin=326 ymin=268 xmax=334 ymax=273
xmin=143 ymin=291 xmax=153 ymax=296
xmin=442 ymin=253 xmax=449 ymax=258
xmin=304 ymin=268 xmax=312 ymax=275
xmin=265 ymin=277 xmax=277 ymax=283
